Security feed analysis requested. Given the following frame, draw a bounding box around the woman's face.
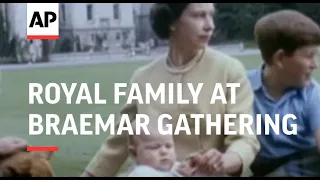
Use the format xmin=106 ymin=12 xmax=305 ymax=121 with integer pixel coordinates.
xmin=172 ymin=3 xmax=215 ymax=49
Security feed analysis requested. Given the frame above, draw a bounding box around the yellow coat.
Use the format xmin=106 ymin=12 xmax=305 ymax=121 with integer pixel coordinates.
xmin=82 ymin=47 xmax=260 ymax=177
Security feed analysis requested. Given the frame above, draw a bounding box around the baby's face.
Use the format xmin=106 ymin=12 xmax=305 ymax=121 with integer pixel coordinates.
xmin=133 ymin=134 xmax=176 ymax=171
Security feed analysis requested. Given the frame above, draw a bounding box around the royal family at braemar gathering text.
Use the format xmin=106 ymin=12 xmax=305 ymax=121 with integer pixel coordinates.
xmin=1 ymin=3 xmax=320 ymax=177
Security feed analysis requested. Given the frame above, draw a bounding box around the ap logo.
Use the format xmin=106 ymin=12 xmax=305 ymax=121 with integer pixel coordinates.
xmin=27 ymin=3 xmax=59 ymax=40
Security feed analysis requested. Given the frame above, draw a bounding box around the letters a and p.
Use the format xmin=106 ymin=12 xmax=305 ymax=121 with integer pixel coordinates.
xmin=27 ymin=3 xmax=59 ymax=40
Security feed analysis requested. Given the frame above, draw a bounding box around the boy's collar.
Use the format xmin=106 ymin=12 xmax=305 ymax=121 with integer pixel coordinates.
xmin=251 ymin=64 xmax=265 ymax=92
xmin=252 ymin=64 xmax=306 ymax=98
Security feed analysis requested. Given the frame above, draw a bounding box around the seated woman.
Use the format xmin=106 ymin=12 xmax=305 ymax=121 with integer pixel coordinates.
xmin=81 ymin=3 xmax=260 ymax=177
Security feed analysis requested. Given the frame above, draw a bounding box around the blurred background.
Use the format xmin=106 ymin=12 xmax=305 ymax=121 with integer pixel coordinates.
xmin=0 ymin=3 xmax=319 ymax=177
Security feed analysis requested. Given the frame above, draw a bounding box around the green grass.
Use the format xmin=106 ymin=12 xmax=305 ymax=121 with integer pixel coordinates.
xmin=244 ymin=40 xmax=258 ymax=49
xmin=0 ymin=53 xmax=317 ymax=176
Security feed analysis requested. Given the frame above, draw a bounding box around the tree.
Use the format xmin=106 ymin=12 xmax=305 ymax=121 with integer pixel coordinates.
xmin=214 ymin=3 xmax=320 ymax=43
xmin=41 ymin=40 xmax=50 ymax=62
xmin=0 ymin=9 xmax=11 ymax=57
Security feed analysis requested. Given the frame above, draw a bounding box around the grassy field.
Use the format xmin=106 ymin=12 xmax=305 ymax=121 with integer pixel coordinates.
xmin=0 ymin=53 xmax=317 ymax=176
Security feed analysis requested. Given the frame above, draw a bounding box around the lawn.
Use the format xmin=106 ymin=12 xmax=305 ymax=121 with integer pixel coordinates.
xmin=0 ymin=53 xmax=317 ymax=176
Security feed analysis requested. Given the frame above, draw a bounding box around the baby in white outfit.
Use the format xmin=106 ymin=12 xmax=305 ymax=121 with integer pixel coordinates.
xmin=127 ymin=120 xmax=195 ymax=177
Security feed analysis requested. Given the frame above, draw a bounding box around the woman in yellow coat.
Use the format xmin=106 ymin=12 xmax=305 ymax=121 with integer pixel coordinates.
xmin=81 ymin=3 xmax=260 ymax=177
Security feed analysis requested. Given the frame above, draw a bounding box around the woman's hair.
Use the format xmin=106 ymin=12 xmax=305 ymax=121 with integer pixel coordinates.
xmin=149 ymin=3 xmax=189 ymax=40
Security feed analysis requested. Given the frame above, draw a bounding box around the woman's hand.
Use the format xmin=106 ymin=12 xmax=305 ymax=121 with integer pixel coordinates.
xmin=0 ymin=137 xmax=28 ymax=157
xmin=188 ymin=149 xmax=243 ymax=176
xmin=188 ymin=148 xmax=222 ymax=175
xmin=175 ymin=160 xmax=197 ymax=176
xmin=210 ymin=151 xmax=243 ymax=176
